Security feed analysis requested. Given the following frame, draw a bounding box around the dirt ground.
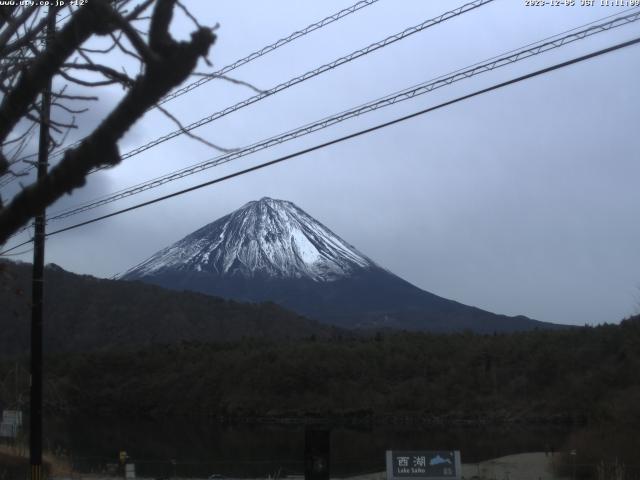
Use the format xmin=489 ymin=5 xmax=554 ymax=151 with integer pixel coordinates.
xmin=460 ymin=452 xmax=566 ymax=480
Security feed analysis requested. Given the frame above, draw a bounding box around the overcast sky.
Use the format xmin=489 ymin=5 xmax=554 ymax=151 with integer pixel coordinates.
xmin=3 ymin=0 xmax=640 ymax=326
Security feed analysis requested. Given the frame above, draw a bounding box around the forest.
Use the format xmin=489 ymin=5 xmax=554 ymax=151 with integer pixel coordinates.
xmin=1 ymin=315 xmax=638 ymax=426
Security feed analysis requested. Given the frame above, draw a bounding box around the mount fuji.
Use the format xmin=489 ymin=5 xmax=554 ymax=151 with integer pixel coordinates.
xmin=122 ymin=198 xmax=560 ymax=333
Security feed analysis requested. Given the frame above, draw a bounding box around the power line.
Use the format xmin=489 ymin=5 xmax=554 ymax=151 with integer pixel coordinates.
xmin=42 ymin=7 xmax=634 ymax=219
xmin=3 ymin=34 xmax=637 ymax=256
xmin=2 ymin=0 xmax=493 ymax=188
xmin=39 ymin=9 xmax=640 ymax=225
xmin=0 ymin=0 xmax=382 ymax=186
xmin=0 ymin=246 xmax=33 ymax=256
xmin=157 ymin=0 xmax=381 ymax=106
xmin=114 ymin=0 xmax=494 ymax=162
xmin=2 ymin=240 xmax=34 ymax=256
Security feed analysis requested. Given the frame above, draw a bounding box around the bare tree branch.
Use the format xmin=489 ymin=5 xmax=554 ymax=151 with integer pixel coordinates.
xmin=0 ymin=7 xmax=54 ymax=57
xmin=109 ymin=31 xmax=143 ymax=62
xmin=0 ymin=5 xmax=38 ymax=53
xmin=52 ymin=102 xmax=88 ymax=115
xmin=58 ymin=69 xmax=120 ymax=87
xmin=71 ymin=48 xmax=136 ymax=87
xmin=0 ymin=0 xmax=216 ymax=243
xmin=176 ymin=0 xmax=202 ymax=30
xmin=193 ymin=72 xmax=265 ymax=94
xmin=124 ymin=0 xmax=156 ymax=22
xmin=0 ymin=6 xmax=19 ymax=31
xmin=109 ymin=9 xmax=160 ymax=64
xmin=156 ymin=103 xmax=236 ymax=154
xmin=0 ymin=0 xmax=117 ymax=147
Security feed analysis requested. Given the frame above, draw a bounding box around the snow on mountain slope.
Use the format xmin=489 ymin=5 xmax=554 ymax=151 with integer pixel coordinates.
xmin=121 ymin=197 xmax=561 ymax=333
xmin=123 ymin=198 xmax=377 ymax=282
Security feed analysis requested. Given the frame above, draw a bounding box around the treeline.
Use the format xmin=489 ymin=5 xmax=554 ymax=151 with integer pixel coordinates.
xmin=0 ymin=261 xmax=338 ymax=357
xmin=1 ymin=315 xmax=639 ymax=425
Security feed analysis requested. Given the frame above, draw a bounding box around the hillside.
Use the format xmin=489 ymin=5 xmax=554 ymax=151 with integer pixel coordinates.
xmin=3 ymin=315 xmax=637 ymax=424
xmin=0 ymin=260 xmax=340 ymax=356
xmin=123 ymin=198 xmax=563 ymax=333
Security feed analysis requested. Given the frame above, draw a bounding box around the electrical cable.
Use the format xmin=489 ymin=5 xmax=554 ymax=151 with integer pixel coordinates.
xmin=0 ymin=246 xmax=33 ymax=256
xmin=40 ymin=9 xmax=640 ymax=224
xmin=3 ymin=34 xmax=637 ymax=256
xmin=112 ymin=0 xmax=495 ymax=163
xmin=157 ymin=0 xmax=381 ymax=106
xmin=7 ymin=0 xmax=490 ymax=182
xmin=0 ymin=0 xmax=382 ymax=185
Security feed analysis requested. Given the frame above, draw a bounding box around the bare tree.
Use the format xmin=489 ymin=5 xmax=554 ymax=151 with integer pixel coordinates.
xmin=0 ymin=0 xmax=216 ymax=245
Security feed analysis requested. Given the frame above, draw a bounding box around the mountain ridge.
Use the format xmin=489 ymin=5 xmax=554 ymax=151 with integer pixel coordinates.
xmin=0 ymin=260 xmax=340 ymax=357
xmin=124 ymin=197 xmax=377 ymax=282
xmin=123 ymin=198 xmax=564 ymax=333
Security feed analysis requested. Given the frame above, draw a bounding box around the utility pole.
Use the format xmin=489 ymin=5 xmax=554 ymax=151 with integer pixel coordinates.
xmin=30 ymin=9 xmax=55 ymax=480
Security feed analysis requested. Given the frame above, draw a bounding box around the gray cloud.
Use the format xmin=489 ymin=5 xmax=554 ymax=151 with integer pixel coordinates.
xmin=5 ymin=0 xmax=639 ymax=326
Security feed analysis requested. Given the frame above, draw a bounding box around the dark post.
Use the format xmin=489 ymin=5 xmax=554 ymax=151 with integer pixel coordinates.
xmin=304 ymin=426 xmax=330 ymax=480
xmin=30 ymin=9 xmax=54 ymax=480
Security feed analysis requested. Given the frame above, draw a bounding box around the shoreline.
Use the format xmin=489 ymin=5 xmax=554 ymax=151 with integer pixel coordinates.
xmin=43 ymin=411 xmax=590 ymax=428
xmin=210 ymin=412 xmax=588 ymax=427
xmin=45 ymin=452 xmax=565 ymax=480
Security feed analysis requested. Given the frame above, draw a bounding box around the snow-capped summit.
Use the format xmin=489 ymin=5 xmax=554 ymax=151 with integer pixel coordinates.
xmin=123 ymin=197 xmax=558 ymax=333
xmin=124 ymin=197 xmax=376 ymax=282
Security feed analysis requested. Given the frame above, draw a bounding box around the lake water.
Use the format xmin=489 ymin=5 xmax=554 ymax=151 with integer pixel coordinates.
xmin=42 ymin=418 xmax=625 ymax=478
